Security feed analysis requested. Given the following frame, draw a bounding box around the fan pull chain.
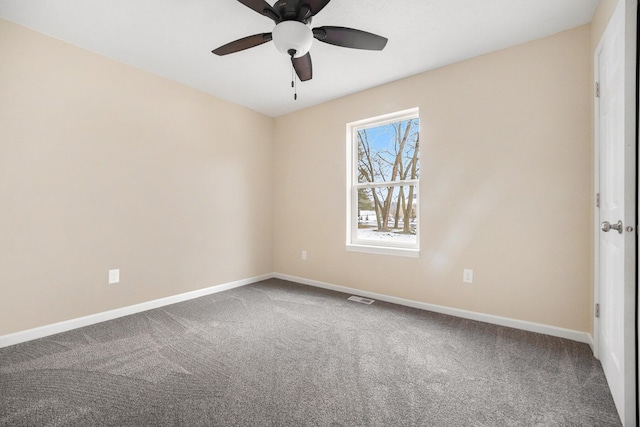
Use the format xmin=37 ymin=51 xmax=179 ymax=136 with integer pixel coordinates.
xmin=291 ymin=63 xmax=297 ymax=101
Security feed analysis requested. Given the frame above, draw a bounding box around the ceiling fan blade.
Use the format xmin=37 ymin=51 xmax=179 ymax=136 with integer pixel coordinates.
xmin=313 ymin=26 xmax=388 ymax=50
xmin=237 ymin=0 xmax=281 ymax=22
xmin=212 ymin=33 xmax=273 ymax=56
xmin=292 ymin=52 xmax=312 ymax=81
xmin=303 ymin=0 xmax=331 ymax=16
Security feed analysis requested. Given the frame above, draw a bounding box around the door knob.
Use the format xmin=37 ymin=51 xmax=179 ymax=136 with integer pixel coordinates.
xmin=601 ymin=220 xmax=623 ymax=234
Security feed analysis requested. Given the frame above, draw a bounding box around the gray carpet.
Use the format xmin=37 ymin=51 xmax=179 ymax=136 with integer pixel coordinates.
xmin=0 ymin=278 xmax=621 ymax=426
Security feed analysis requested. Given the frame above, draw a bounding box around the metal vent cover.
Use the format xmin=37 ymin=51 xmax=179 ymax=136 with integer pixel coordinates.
xmin=347 ymin=296 xmax=375 ymax=305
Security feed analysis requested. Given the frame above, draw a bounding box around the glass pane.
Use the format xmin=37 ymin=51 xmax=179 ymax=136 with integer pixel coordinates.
xmin=356 ymin=118 xmax=420 ymax=184
xmin=356 ymin=185 xmax=418 ymax=246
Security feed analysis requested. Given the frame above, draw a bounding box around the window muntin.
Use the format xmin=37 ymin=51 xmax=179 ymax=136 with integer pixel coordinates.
xmin=347 ymin=108 xmax=420 ymax=255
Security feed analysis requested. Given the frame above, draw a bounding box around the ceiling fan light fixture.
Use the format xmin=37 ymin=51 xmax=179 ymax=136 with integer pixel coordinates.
xmin=272 ymin=20 xmax=313 ymax=58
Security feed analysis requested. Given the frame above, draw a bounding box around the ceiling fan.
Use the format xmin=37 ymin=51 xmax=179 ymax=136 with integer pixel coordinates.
xmin=212 ymin=0 xmax=388 ymax=83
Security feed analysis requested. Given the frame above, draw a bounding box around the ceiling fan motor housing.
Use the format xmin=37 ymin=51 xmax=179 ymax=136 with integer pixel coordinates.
xmin=272 ymin=20 xmax=313 ymax=58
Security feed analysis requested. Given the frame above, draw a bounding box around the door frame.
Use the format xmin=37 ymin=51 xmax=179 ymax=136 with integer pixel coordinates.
xmin=592 ymin=0 xmax=638 ymax=425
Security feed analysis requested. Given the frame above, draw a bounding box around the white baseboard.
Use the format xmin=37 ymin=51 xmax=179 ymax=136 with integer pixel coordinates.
xmin=1 ymin=272 xmax=593 ymax=349
xmin=586 ymin=333 xmax=596 ymax=355
xmin=0 ymin=273 xmax=274 ymax=348
xmin=274 ymin=273 xmax=593 ymax=345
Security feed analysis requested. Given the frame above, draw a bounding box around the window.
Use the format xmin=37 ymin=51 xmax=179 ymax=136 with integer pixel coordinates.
xmin=346 ymin=108 xmax=420 ymax=257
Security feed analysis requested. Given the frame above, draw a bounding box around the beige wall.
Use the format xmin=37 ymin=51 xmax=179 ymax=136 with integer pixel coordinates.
xmin=592 ymin=0 xmax=620 ymax=52
xmin=1 ymin=16 xmax=600 ymax=337
xmin=274 ymin=25 xmax=593 ymax=332
xmin=0 ymin=19 xmax=274 ymax=336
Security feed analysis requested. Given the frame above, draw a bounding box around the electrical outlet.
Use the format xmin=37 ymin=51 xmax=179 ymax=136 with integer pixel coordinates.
xmin=301 ymin=250 xmax=307 ymax=261
xmin=108 ymin=269 xmax=120 ymax=284
xmin=463 ymin=269 xmax=473 ymax=284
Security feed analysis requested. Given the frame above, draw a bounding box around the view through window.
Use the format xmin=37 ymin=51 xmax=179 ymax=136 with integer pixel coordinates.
xmin=347 ymin=108 xmax=420 ymax=256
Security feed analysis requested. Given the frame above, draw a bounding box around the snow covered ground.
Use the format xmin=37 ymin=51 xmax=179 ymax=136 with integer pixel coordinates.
xmin=357 ymin=226 xmax=416 ymax=245
xmin=357 ymin=211 xmax=417 ymax=244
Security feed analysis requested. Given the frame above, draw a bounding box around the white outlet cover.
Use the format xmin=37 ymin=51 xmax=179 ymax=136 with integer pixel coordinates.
xmin=108 ymin=269 xmax=120 ymax=284
xmin=463 ymin=269 xmax=473 ymax=283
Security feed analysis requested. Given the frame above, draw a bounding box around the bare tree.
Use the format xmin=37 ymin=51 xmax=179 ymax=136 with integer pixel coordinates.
xmin=402 ymin=133 xmax=419 ymax=233
xmin=357 ymin=130 xmax=385 ymax=230
xmin=357 ymin=118 xmax=419 ymax=233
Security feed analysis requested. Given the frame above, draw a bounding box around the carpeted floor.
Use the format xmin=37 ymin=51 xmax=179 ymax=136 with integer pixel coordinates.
xmin=0 ymin=278 xmax=621 ymax=426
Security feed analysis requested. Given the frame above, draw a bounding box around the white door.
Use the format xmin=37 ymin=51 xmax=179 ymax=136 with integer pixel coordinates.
xmin=595 ymin=1 xmax=637 ymax=426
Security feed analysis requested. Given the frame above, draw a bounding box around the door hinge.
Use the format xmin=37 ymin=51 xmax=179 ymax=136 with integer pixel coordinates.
xmin=595 ymin=82 xmax=600 ymax=98
xmin=595 ymin=303 xmax=600 ymax=318
xmin=596 ymin=192 xmax=600 ymax=208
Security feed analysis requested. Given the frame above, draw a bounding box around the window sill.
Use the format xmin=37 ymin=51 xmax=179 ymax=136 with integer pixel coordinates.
xmin=346 ymin=244 xmax=419 ymax=258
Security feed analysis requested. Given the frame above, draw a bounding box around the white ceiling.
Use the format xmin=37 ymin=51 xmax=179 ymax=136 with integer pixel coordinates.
xmin=0 ymin=0 xmax=600 ymax=117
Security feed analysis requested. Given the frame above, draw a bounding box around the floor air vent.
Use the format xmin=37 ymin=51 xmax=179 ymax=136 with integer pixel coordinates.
xmin=348 ymin=296 xmax=375 ymax=305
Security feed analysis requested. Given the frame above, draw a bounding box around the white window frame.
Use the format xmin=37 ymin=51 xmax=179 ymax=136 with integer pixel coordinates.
xmin=346 ymin=108 xmax=420 ymax=257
